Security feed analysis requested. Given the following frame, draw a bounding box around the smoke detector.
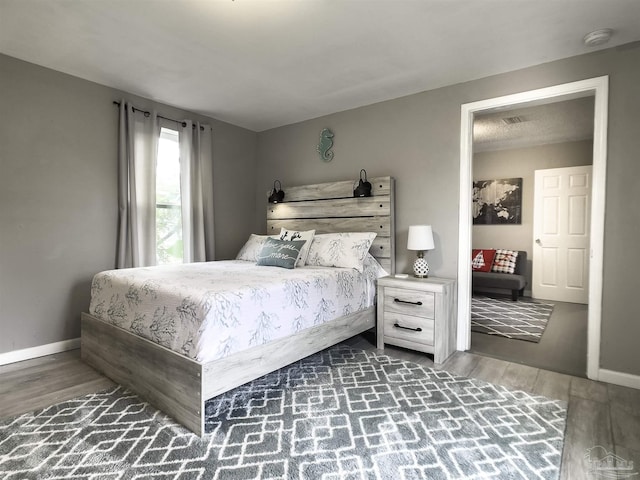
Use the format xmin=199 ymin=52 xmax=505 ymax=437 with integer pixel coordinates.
xmin=583 ymin=29 xmax=613 ymax=47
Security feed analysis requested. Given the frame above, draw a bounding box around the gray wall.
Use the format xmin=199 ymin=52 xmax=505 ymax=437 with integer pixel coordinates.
xmin=256 ymin=42 xmax=640 ymax=376
xmin=0 ymin=53 xmax=257 ymax=354
xmin=473 ymin=139 xmax=594 ymax=290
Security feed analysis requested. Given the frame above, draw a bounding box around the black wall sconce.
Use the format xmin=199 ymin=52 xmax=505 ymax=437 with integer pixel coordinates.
xmin=353 ymin=169 xmax=372 ymax=197
xmin=268 ymin=180 xmax=285 ymax=203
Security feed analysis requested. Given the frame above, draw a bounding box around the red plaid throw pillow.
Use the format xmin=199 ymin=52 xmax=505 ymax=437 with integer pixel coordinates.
xmin=491 ymin=249 xmax=519 ymax=274
xmin=471 ymin=249 xmax=496 ymax=272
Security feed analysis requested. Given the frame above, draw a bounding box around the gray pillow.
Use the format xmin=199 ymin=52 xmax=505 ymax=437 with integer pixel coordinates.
xmin=256 ymin=238 xmax=307 ymax=269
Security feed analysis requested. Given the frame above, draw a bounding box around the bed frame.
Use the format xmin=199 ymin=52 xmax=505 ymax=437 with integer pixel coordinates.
xmin=81 ymin=176 xmax=395 ymax=436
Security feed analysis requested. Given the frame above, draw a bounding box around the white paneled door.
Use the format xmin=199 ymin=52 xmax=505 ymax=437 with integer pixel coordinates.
xmin=532 ymin=166 xmax=592 ymax=304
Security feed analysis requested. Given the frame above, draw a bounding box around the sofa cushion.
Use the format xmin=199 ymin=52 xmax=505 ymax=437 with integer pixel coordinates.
xmin=492 ymin=249 xmax=519 ymax=274
xmin=472 ymin=249 xmax=496 ymax=272
xmin=472 ymin=271 xmax=527 ymax=290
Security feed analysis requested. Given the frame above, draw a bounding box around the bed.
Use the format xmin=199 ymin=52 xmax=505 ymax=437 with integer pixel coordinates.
xmin=81 ymin=176 xmax=395 ymax=436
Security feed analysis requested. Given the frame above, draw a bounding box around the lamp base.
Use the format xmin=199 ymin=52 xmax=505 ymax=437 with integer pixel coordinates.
xmin=413 ymin=255 xmax=430 ymax=278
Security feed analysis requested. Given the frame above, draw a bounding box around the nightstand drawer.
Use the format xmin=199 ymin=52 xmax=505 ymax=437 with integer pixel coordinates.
xmin=383 ymin=312 xmax=434 ymax=346
xmin=383 ymin=287 xmax=435 ymax=319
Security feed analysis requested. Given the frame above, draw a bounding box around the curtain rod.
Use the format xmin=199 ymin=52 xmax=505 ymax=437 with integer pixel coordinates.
xmin=112 ymin=101 xmax=205 ymax=131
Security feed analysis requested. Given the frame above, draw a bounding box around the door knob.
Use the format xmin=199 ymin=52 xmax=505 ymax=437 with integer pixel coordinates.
xmin=535 ymin=238 xmax=542 ymax=245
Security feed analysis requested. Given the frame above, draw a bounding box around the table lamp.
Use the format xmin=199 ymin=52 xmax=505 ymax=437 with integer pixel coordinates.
xmin=407 ymin=225 xmax=435 ymax=278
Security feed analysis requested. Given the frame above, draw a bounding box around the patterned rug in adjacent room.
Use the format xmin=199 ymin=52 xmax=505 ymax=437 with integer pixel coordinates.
xmin=0 ymin=346 xmax=567 ymax=479
xmin=472 ymin=295 xmax=555 ymax=342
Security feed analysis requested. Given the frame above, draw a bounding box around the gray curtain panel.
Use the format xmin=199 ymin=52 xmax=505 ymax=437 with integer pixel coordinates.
xmin=179 ymin=120 xmax=214 ymax=263
xmin=116 ymin=100 xmax=158 ymax=268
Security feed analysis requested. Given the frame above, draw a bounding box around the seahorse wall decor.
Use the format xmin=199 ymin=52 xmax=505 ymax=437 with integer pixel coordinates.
xmin=316 ymin=128 xmax=334 ymax=162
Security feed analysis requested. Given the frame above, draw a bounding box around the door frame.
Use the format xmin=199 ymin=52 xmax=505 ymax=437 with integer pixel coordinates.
xmin=457 ymin=76 xmax=608 ymax=381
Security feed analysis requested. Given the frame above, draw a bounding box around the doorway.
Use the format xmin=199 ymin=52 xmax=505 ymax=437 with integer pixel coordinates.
xmin=457 ymin=76 xmax=609 ymax=381
xmin=469 ymin=110 xmax=593 ymax=376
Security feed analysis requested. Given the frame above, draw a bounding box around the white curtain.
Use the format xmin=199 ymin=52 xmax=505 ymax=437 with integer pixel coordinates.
xmin=116 ymin=101 xmax=159 ymax=268
xmin=179 ymin=120 xmax=215 ymax=263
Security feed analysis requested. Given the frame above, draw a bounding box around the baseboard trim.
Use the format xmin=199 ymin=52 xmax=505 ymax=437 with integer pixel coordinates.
xmin=0 ymin=338 xmax=80 ymax=366
xmin=598 ymin=368 xmax=640 ymax=390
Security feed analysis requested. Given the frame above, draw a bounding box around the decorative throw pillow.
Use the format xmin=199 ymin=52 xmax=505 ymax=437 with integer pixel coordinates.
xmin=279 ymin=228 xmax=315 ymax=267
xmin=306 ymin=232 xmax=377 ymax=272
xmin=471 ymin=249 xmax=497 ymax=272
xmin=491 ymin=249 xmax=519 ymax=274
xmin=256 ymin=237 xmax=307 ymax=269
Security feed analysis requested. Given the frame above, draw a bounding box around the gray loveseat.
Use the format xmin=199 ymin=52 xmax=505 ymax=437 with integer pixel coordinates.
xmin=472 ymin=250 xmax=527 ymax=301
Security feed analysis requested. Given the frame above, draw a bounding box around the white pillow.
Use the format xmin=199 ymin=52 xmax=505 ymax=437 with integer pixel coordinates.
xmin=279 ymin=228 xmax=315 ymax=267
xmin=363 ymin=253 xmax=389 ymax=280
xmin=306 ymin=232 xmax=377 ymax=272
xmin=236 ymin=234 xmax=275 ymax=261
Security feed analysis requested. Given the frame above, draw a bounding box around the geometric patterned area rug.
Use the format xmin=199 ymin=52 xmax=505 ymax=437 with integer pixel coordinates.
xmin=0 ymin=346 xmax=567 ymax=479
xmin=471 ymin=295 xmax=555 ymax=343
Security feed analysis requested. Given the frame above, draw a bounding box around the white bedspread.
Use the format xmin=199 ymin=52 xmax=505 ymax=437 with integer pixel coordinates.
xmin=89 ymin=257 xmax=386 ymax=363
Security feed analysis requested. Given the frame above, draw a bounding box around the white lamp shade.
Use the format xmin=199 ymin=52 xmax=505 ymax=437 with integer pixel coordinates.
xmin=407 ymin=225 xmax=435 ymax=251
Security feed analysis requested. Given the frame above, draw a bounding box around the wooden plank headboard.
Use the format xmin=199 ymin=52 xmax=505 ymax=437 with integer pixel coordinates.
xmin=266 ymin=176 xmax=395 ymax=274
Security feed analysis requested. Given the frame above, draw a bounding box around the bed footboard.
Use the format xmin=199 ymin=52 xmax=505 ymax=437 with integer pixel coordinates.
xmin=81 ymin=307 xmax=375 ymax=436
xmin=81 ymin=313 xmax=204 ymax=434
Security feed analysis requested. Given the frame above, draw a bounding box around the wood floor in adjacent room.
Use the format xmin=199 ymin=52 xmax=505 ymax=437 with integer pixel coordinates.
xmin=470 ymin=297 xmax=588 ymax=378
xmin=1 ymin=334 xmax=639 ymax=480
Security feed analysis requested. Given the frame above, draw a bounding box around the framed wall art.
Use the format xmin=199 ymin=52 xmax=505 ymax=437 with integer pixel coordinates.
xmin=473 ymin=177 xmax=522 ymax=225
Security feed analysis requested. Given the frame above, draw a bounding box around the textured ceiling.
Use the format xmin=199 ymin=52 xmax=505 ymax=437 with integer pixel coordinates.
xmin=474 ymin=96 xmax=595 ymax=152
xmin=1 ymin=1 xmax=639 ymax=132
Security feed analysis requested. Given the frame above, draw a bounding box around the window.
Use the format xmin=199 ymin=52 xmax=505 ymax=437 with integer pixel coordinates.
xmin=156 ymin=128 xmax=183 ymax=264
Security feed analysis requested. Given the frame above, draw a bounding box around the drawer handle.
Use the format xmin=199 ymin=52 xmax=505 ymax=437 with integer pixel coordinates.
xmin=394 ymin=298 xmax=422 ymax=306
xmin=393 ymin=323 xmax=422 ymax=332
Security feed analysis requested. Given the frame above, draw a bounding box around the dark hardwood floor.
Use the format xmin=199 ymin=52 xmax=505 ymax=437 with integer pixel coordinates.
xmin=1 ymin=334 xmax=638 ymax=479
xmin=469 ymin=296 xmax=588 ymax=377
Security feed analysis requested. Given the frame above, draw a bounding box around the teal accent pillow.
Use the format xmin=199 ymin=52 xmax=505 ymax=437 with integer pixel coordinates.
xmin=256 ymin=238 xmax=307 ymax=269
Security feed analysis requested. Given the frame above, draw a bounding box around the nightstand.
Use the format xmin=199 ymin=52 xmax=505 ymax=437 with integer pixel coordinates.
xmin=376 ymin=275 xmax=456 ymax=364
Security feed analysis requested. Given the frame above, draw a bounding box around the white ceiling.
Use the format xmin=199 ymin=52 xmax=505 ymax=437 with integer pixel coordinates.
xmin=474 ymin=96 xmax=595 ymax=152
xmin=1 ymin=1 xmax=639 ymax=132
